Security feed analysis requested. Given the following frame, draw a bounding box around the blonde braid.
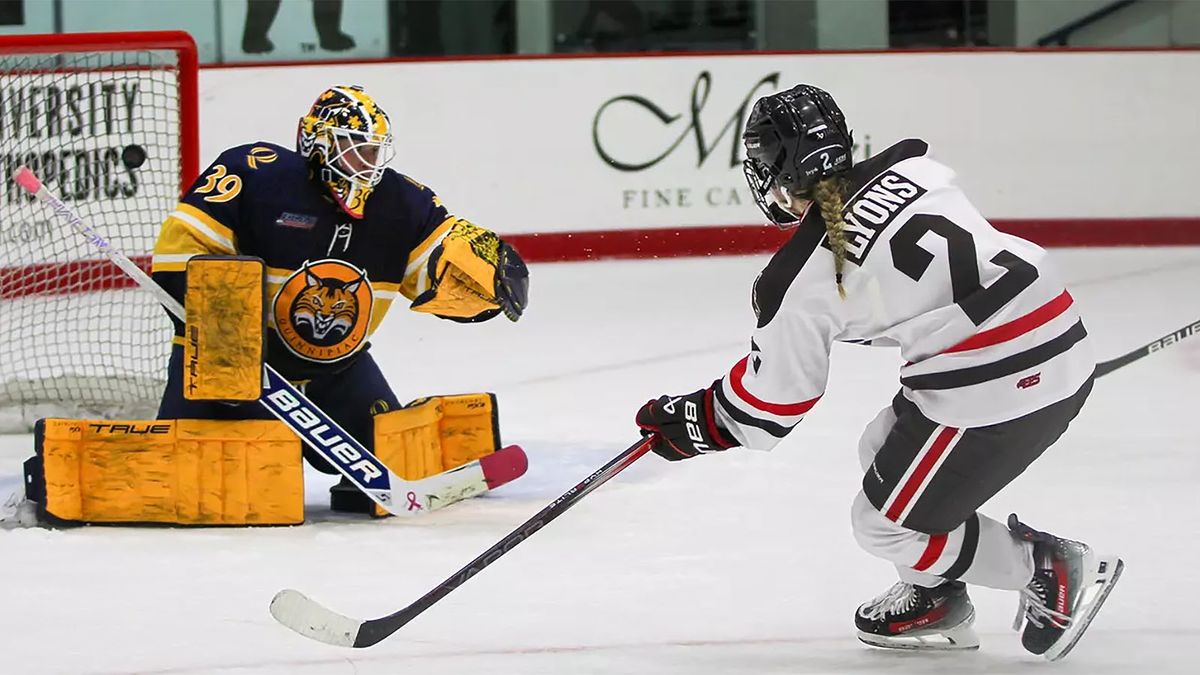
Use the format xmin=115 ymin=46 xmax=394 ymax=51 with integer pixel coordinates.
xmin=812 ymin=177 xmax=850 ymax=299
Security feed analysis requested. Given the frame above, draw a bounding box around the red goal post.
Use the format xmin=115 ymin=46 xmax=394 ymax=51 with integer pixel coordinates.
xmin=0 ymin=31 xmax=199 ymax=431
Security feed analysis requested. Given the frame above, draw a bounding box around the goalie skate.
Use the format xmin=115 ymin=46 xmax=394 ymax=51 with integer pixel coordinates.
xmin=855 ymin=580 xmax=979 ymax=651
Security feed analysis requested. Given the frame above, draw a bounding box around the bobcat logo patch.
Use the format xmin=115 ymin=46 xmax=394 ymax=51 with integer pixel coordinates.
xmin=272 ymin=259 xmax=373 ymax=363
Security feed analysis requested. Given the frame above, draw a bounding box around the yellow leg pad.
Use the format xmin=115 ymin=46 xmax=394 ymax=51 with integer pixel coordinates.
xmin=29 ymin=418 xmax=303 ymax=526
xmin=184 ymin=255 xmax=266 ymax=401
xmin=372 ymin=393 xmax=500 ymax=516
xmin=438 ymin=393 xmax=502 ymax=468
xmin=374 ymin=398 xmax=445 ymax=481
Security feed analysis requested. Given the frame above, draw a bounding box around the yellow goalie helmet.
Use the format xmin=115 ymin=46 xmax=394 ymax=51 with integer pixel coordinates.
xmin=297 ymin=85 xmax=396 ymax=218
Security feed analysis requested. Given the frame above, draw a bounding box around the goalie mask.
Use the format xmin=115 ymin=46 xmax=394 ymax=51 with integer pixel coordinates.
xmin=297 ymin=85 xmax=396 ymax=218
xmin=742 ymin=84 xmax=853 ymax=228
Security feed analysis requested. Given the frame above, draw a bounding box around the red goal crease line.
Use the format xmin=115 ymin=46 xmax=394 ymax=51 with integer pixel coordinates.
xmin=1 ymin=217 xmax=1198 ymax=300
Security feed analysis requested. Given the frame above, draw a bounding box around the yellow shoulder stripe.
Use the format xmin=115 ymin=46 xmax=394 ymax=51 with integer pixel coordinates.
xmin=401 ymin=217 xmax=456 ymax=300
xmin=407 ymin=217 xmax=456 ymax=272
xmin=152 ymin=211 xmax=236 ymax=273
xmin=172 ymin=203 xmax=236 ymax=252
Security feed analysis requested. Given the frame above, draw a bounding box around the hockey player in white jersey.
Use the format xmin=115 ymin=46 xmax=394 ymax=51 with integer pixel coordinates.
xmin=635 ymin=85 xmax=1122 ymax=660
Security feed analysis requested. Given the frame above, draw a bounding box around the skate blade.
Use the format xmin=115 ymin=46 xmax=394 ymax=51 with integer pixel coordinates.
xmin=858 ymin=612 xmax=980 ymax=652
xmin=1044 ymin=555 xmax=1124 ymax=662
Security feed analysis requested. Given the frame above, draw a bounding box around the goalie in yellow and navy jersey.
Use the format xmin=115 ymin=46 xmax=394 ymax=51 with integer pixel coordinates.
xmin=150 ymin=85 xmax=529 ymax=515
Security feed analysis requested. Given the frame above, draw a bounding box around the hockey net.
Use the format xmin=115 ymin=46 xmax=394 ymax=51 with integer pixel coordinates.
xmin=0 ymin=32 xmax=198 ymax=432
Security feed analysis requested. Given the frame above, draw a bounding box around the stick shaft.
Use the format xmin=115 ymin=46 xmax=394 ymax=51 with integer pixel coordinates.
xmin=1095 ymin=318 xmax=1200 ymax=377
xmin=353 ymin=437 xmax=654 ymax=646
xmin=21 ymin=173 xmax=186 ymax=319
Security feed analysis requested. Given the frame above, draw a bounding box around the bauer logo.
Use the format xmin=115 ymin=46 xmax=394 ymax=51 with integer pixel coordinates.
xmin=264 ymin=387 xmax=384 ymax=483
xmin=1148 ymin=321 xmax=1200 ymax=352
xmin=272 ymin=259 xmax=373 ymax=363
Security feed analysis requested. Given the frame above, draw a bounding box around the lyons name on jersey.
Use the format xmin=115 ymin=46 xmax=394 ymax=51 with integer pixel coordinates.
xmin=832 ymin=171 xmax=927 ymax=266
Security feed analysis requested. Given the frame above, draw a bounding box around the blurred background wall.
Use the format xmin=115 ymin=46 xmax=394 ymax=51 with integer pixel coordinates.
xmin=1 ymin=0 xmax=1197 ymax=63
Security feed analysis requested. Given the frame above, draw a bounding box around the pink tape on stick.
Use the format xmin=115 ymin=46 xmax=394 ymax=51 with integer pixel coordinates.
xmin=14 ymin=166 xmax=42 ymax=194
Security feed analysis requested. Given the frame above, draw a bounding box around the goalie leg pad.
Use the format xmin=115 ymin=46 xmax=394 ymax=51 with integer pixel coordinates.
xmin=337 ymin=393 xmax=500 ymax=516
xmin=184 ymin=255 xmax=266 ymax=402
xmin=25 ymin=418 xmax=303 ymax=526
xmin=375 ymin=393 xmax=500 ymax=478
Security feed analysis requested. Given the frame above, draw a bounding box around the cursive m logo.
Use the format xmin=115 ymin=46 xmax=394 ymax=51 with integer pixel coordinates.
xmin=592 ymin=71 xmax=780 ymax=172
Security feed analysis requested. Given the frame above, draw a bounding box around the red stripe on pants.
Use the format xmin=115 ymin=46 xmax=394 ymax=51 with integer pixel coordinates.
xmin=885 ymin=426 xmax=959 ymax=523
xmin=913 ymin=533 xmax=948 ymax=571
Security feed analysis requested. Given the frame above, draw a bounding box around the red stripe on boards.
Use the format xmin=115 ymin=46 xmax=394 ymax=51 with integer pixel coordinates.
xmin=885 ymin=426 xmax=959 ymax=523
xmin=5 ymin=218 xmax=1199 ymax=301
xmin=502 ymin=218 xmax=1200 ymax=263
xmin=728 ymin=356 xmax=821 ymax=417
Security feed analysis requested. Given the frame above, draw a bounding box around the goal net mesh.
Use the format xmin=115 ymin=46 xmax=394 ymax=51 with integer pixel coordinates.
xmin=0 ymin=43 xmax=187 ymax=431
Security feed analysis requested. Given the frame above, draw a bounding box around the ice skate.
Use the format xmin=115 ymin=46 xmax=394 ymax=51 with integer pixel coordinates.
xmin=1009 ymin=514 xmax=1124 ymax=661
xmin=856 ymin=580 xmax=979 ymax=650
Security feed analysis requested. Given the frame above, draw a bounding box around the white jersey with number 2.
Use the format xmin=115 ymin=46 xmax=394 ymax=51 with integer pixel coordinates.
xmin=714 ymin=139 xmax=1095 ymax=451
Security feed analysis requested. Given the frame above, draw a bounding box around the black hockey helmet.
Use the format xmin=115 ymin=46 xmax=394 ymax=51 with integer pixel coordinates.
xmin=742 ymin=84 xmax=853 ymax=227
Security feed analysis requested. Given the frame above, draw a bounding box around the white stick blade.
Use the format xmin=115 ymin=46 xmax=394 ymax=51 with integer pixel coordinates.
xmin=269 ymin=589 xmax=362 ymax=647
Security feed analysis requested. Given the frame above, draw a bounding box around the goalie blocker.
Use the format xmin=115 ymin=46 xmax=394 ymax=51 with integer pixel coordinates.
xmin=183 ymin=255 xmax=266 ymax=402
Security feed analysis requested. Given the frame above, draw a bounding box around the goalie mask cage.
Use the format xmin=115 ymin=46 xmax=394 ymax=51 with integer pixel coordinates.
xmin=0 ymin=32 xmax=199 ymax=432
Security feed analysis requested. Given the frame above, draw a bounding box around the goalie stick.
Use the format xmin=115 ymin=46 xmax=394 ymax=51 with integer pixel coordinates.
xmin=270 ymin=437 xmax=654 ymax=647
xmin=1094 ymin=318 xmax=1200 ymax=377
xmin=13 ymin=166 xmax=527 ymax=517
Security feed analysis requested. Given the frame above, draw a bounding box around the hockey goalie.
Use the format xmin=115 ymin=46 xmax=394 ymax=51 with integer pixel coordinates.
xmin=17 ymin=85 xmax=530 ymax=527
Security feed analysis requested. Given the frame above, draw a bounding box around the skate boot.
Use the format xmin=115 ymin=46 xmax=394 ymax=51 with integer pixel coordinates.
xmin=856 ymin=580 xmax=979 ymax=650
xmin=1009 ymin=514 xmax=1124 ymax=661
xmin=329 ymin=476 xmax=373 ymax=514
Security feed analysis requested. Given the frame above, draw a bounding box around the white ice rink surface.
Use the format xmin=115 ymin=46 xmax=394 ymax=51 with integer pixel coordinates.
xmin=2 ymin=247 xmax=1199 ymax=675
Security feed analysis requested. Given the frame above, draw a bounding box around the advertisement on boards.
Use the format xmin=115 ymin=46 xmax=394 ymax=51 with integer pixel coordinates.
xmin=199 ymin=51 xmax=1200 ymax=245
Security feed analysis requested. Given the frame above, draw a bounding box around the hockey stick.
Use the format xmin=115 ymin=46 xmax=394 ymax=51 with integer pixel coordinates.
xmin=1094 ymin=318 xmax=1200 ymax=377
xmin=270 ymin=436 xmax=654 ymax=647
xmin=13 ymin=166 xmax=527 ymax=517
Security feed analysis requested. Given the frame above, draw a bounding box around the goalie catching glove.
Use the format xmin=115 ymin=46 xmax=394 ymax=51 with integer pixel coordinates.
xmin=636 ymin=384 xmax=739 ymax=461
xmin=410 ymin=219 xmax=529 ymax=323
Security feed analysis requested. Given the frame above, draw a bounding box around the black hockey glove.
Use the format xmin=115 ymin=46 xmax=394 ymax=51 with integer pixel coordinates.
xmin=495 ymin=241 xmax=529 ymax=322
xmin=636 ymin=385 xmax=739 ymax=461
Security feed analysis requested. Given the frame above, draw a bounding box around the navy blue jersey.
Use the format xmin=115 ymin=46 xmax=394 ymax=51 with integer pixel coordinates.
xmin=152 ymin=142 xmax=464 ymax=380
